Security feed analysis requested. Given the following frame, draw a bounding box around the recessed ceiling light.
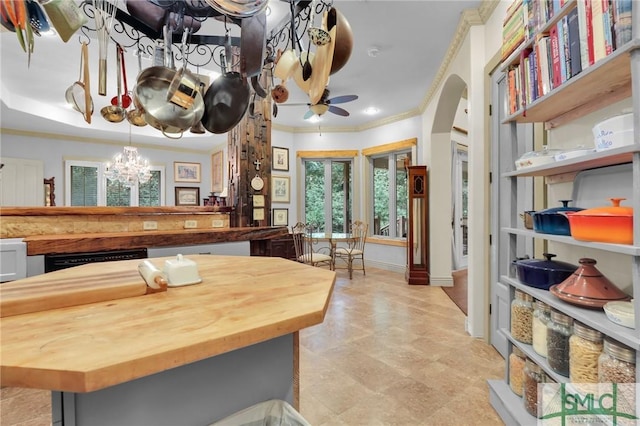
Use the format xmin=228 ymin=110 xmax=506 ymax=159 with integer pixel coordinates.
xmin=367 ymin=46 xmax=380 ymax=58
xmin=364 ymin=107 xmax=379 ymax=115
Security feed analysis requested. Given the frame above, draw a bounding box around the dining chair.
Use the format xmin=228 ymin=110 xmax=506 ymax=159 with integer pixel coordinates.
xmin=291 ymin=222 xmax=334 ymax=270
xmin=334 ymin=220 xmax=368 ymax=279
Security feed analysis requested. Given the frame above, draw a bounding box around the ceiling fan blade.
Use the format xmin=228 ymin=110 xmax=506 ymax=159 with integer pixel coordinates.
xmin=328 ymin=106 xmax=350 ymax=117
xmin=328 ymin=95 xmax=358 ymax=105
xmin=303 ymin=109 xmax=315 ymax=120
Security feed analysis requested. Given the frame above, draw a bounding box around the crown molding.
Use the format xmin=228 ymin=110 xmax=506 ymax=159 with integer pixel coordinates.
xmin=0 ymin=128 xmax=213 ymax=155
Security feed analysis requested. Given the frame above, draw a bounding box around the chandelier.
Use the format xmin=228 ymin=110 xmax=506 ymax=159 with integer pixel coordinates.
xmin=105 ymin=146 xmax=152 ymax=188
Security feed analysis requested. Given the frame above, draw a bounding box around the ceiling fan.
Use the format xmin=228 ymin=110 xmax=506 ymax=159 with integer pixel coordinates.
xmin=284 ymin=89 xmax=358 ymax=119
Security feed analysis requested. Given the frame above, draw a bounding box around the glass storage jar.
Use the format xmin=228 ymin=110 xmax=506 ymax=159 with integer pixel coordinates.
xmin=509 ymin=346 xmax=526 ymax=396
xmin=523 ymin=358 xmax=544 ymax=418
xmin=511 ymin=290 xmax=533 ymax=344
xmin=569 ymin=321 xmax=603 ymax=384
xmin=598 ymin=338 xmax=636 ymax=383
xmin=532 ymin=300 xmax=550 ymax=357
xmin=547 ymin=309 xmax=573 ymax=377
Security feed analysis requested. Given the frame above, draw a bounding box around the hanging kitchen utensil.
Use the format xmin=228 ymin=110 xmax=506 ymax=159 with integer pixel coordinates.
xmin=40 ymin=0 xmax=86 ymax=42
xmin=127 ymin=44 xmax=147 ymax=127
xmin=239 ymin=7 xmax=266 ymax=78
xmin=111 ymin=45 xmax=132 ymax=109
xmin=101 ymin=44 xmax=126 ymax=123
xmin=308 ymin=9 xmax=336 ymax=105
xmin=328 ymin=7 xmax=353 ymax=75
xmin=167 ymin=28 xmax=201 ymax=110
xmin=202 ymin=0 xmax=268 ymax=19
xmin=189 ymin=83 xmax=207 ymax=134
xmin=65 ymin=42 xmax=93 ymax=124
xmin=27 ymin=0 xmax=49 ymax=36
xmin=4 ymin=0 xmax=34 ymax=63
xmin=307 ymin=0 xmax=330 ymax=46
xmin=201 ymin=43 xmax=250 ymax=134
xmin=94 ymin=0 xmax=119 ymax=96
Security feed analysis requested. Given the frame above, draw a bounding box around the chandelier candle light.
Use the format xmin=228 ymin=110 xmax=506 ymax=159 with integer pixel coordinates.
xmin=105 ymin=145 xmax=152 ymax=188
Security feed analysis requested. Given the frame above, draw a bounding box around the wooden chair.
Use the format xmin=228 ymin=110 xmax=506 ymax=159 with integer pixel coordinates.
xmin=291 ymin=222 xmax=333 ymax=270
xmin=334 ymin=221 xmax=368 ymax=279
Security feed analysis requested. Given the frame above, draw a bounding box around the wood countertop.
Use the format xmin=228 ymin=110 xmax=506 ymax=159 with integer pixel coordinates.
xmin=0 ymin=255 xmax=335 ymax=393
xmin=22 ymin=226 xmax=288 ymax=255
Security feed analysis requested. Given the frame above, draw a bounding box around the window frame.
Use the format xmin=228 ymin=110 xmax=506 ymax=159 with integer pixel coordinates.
xmin=363 ymin=138 xmax=417 ymax=241
xmin=64 ymin=159 xmax=165 ymax=206
xmin=296 ymin=150 xmax=359 ymax=233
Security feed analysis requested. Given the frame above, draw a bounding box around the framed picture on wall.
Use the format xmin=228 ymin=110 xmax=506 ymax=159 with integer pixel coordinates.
xmin=175 ymin=187 xmax=200 ymax=206
xmin=253 ymin=194 xmax=265 ymax=207
xmin=271 ymin=175 xmax=290 ymax=203
xmin=272 ymin=147 xmax=289 ymax=171
xmin=211 ymin=151 xmax=224 ymax=193
xmin=272 ymin=208 xmax=288 ymax=226
xmin=174 ymin=162 xmax=201 ymax=183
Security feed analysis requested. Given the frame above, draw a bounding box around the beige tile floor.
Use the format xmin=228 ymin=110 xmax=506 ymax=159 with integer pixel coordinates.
xmin=1 ymin=267 xmax=505 ymax=426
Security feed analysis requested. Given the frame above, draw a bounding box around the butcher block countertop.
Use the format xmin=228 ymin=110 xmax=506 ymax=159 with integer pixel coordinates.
xmin=22 ymin=226 xmax=288 ymax=255
xmin=0 ymin=255 xmax=335 ymax=393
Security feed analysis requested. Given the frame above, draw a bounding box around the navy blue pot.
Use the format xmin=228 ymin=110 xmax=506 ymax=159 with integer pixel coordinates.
xmin=512 ymin=253 xmax=578 ymax=290
xmin=531 ymin=200 xmax=584 ymax=236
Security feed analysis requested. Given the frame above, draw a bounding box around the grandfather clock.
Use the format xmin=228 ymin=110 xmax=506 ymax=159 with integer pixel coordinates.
xmin=406 ymin=165 xmax=429 ymax=285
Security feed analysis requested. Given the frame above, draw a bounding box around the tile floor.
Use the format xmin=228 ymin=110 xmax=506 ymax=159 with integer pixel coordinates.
xmin=1 ymin=267 xmax=505 ymax=426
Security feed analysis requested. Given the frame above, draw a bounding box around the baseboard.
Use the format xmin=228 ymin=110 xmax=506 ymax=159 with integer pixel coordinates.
xmin=365 ymin=260 xmax=405 ymax=274
xmin=430 ymin=276 xmax=454 ymax=287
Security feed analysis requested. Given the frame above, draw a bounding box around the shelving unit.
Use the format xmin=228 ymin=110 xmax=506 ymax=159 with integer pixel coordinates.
xmin=489 ymin=2 xmax=640 ymax=424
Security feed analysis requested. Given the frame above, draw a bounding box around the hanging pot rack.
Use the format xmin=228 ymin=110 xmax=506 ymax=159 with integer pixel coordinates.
xmin=77 ymin=0 xmax=331 ymax=70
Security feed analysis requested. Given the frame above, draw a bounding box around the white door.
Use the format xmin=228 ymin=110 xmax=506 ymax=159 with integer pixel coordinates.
xmin=0 ymin=157 xmax=44 ymax=206
xmin=453 ymin=148 xmax=468 ymax=269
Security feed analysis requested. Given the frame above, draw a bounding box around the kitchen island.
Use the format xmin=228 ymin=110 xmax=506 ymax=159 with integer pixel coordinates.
xmin=0 ymin=255 xmax=335 ymax=425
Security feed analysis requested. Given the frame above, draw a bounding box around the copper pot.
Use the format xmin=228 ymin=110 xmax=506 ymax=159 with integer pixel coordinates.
xmin=328 ymin=7 xmax=353 ymax=75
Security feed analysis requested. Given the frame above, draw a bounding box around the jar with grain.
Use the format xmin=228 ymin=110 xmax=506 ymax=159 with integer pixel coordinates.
xmin=509 ymin=346 xmax=526 ymax=396
xmin=523 ymin=358 xmax=544 ymax=418
xmin=511 ymin=290 xmax=533 ymax=344
xmin=532 ymin=300 xmax=550 ymax=357
xmin=547 ymin=310 xmax=573 ymax=377
xmin=569 ymin=321 xmax=603 ymax=384
xmin=598 ymin=338 xmax=636 ymax=383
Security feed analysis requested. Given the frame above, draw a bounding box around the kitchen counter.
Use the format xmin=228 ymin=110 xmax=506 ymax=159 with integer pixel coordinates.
xmin=0 ymin=255 xmax=335 ymax=425
xmin=22 ymin=226 xmax=288 ymax=255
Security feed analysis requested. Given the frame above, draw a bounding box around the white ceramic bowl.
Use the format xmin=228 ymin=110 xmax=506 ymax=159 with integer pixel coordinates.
xmin=595 ymin=129 xmax=634 ymax=151
xmin=603 ymin=300 xmax=635 ymax=329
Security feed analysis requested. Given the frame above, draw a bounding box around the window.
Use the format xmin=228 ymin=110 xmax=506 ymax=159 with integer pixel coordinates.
xmin=299 ymin=151 xmax=356 ymax=233
xmin=363 ymin=138 xmax=416 ymax=239
xmin=65 ymin=160 xmax=165 ymax=206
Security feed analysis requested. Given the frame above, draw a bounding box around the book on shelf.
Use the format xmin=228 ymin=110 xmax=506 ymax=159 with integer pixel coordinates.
xmin=613 ymin=0 xmax=632 ymax=48
xmin=590 ymin=0 xmax=607 ymax=63
xmin=566 ymin=7 xmax=582 ymax=78
xmin=549 ymin=25 xmax=562 ymax=89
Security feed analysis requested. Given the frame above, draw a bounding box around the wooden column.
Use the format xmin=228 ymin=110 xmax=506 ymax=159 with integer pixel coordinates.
xmin=227 ymin=73 xmax=273 ymax=227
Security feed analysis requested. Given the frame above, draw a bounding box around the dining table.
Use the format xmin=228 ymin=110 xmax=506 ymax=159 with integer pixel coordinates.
xmin=308 ymin=232 xmax=356 ymax=273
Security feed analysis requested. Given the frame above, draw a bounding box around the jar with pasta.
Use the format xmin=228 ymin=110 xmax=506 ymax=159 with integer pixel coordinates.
xmin=532 ymin=300 xmax=550 ymax=357
xmin=547 ymin=309 xmax=572 ymax=377
xmin=511 ymin=290 xmax=533 ymax=344
xmin=509 ymin=346 xmax=526 ymax=396
xmin=569 ymin=321 xmax=603 ymax=384
xmin=523 ymin=358 xmax=544 ymax=418
xmin=598 ymin=338 xmax=636 ymax=383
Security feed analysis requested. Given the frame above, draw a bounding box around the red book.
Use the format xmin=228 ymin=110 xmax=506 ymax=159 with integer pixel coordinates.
xmin=586 ymin=0 xmax=595 ymax=65
xmin=549 ymin=26 xmax=562 ymax=89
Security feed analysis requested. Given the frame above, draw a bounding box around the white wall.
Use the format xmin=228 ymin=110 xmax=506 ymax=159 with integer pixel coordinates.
xmin=0 ymin=132 xmax=221 ymax=205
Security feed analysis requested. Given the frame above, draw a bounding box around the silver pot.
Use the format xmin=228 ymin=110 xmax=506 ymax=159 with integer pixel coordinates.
xmin=134 ymin=66 xmax=204 ymax=138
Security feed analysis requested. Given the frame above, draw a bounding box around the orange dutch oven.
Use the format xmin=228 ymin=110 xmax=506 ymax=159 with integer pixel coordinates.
xmin=565 ymin=198 xmax=634 ymax=245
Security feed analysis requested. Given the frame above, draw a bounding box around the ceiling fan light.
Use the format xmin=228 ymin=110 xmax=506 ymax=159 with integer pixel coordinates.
xmin=310 ymin=103 xmax=329 ymax=116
